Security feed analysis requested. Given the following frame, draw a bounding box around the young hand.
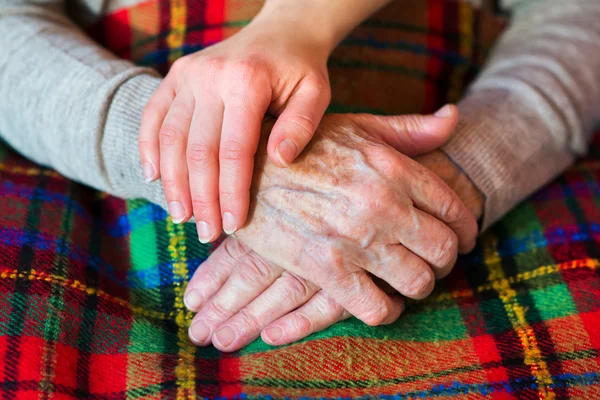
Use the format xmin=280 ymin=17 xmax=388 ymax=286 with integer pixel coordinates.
xmin=138 ymin=7 xmax=332 ymax=241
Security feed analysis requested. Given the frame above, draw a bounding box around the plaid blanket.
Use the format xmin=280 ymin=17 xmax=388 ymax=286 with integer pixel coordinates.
xmin=1 ymin=0 xmax=599 ymax=398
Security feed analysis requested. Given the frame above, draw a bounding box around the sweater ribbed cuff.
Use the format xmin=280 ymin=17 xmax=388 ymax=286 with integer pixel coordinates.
xmin=102 ymin=72 xmax=169 ymax=210
xmin=443 ymin=88 xmax=575 ymax=232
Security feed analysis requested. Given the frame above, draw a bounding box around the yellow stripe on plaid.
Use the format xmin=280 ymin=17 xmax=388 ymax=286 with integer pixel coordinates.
xmin=0 ymin=164 xmax=62 ymax=179
xmin=0 ymin=268 xmax=173 ymax=320
xmin=167 ymin=0 xmax=187 ymax=63
xmin=1 ymin=258 xmax=596 ymax=323
xmin=448 ymin=1 xmax=474 ymax=104
xmin=483 ymin=234 xmax=556 ymax=398
xmin=427 ymin=257 xmax=600 ymax=304
xmin=166 ymin=219 xmax=196 ymax=400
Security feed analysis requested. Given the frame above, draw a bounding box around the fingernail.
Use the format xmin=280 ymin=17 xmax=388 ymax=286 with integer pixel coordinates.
xmin=434 ymin=104 xmax=453 ymax=118
xmin=214 ymin=325 xmax=236 ymax=349
xmin=197 ymin=221 xmax=213 ymax=243
xmin=275 ymin=139 xmax=297 ymax=167
xmin=188 ymin=321 xmax=211 ymax=345
xmin=183 ymin=289 xmax=203 ymax=311
xmin=168 ymin=201 xmax=185 ymax=224
xmin=143 ymin=162 xmax=156 ymax=182
xmin=222 ymin=212 xmax=237 ymax=235
xmin=263 ymin=326 xmax=283 ymax=344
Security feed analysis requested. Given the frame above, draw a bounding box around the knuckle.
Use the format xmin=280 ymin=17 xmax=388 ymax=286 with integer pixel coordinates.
xmin=159 ymin=178 xmax=178 ymax=191
xmin=292 ymin=312 xmax=313 ymax=334
xmin=222 ymin=237 xmax=249 ymax=261
xmin=401 ymin=115 xmax=426 ymax=134
xmin=191 ymin=198 xmax=214 ymax=214
xmin=158 ymin=125 xmax=180 ymax=146
xmin=362 ymin=299 xmax=390 ymax=327
xmin=405 ymin=269 xmax=434 ymax=298
xmin=439 ymin=193 xmax=464 ymax=223
xmin=314 ymin=291 xmax=343 ymax=317
xmin=306 ymin=74 xmax=331 ymax=98
xmin=286 ymin=115 xmax=316 ymax=142
xmin=230 ymin=57 xmax=262 ymax=79
xmin=321 ymin=246 xmax=345 ymax=278
xmin=220 ymin=139 xmax=248 ymax=162
xmin=237 ymin=254 xmax=275 ymax=286
xmin=364 ymin=184 xmax=395 ymax=214
xmin=432 ymin=232 xmax=458 ymax=267
xmin=279 ymin=273 xmax=311 ymax=302
xmin=236 ymin=307 xmax=262 ymax=331
xmin=187 ymin=143 xmax=216 ymax=169
xmin=203 ymin=56 xmax=226 ymax=72
xmin=209 ymin=299 xmax=232 ymax=321
xmin=170 ymin=57 xmax=188 ymax=73
xmin=218 ymin=189 xmax=240 ymax=204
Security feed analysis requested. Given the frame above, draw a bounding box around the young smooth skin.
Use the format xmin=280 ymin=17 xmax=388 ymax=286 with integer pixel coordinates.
xmin=183 ymin=110 xmax=481 ymax=350
xmin=138 ymin=0 xmax=393 ymax=242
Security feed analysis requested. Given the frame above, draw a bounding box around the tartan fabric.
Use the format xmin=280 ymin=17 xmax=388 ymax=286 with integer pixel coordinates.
xmin=1 ymin=0 xmax=599 ymax=398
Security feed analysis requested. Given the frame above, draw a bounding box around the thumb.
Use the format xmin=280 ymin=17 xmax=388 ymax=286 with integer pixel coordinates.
xmin=267 ymin=82 xmax=330 ymax=167
xmin=353 ymin=104 xmax=459 ymax=157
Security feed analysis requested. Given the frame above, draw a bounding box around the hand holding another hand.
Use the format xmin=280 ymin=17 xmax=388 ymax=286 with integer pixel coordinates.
xmin=184 ymin=109 xmax=482 ymax=351
xmin=139 ymin=6 xmax=332 ymax=241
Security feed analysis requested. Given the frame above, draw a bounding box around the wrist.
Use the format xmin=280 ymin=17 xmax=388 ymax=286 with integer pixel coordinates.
xmin=256 ymin=0 xmax=391 ymax=55
xmin=251 ymin=2 xmax=338 ymax=56
xmin=415 ymin=150 xmax=484 ymax=221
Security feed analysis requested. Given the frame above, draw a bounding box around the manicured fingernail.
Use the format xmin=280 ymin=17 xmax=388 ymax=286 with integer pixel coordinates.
xmin=263 ymin=326 xmax=283 ymax=344
xmin=214 ymin=326 xmax=236 ymax=349
xmin=168 ymin=201 xmax=185 ymax=224
xmin=275 ymin=139 xmax=297 ymax=167
xmin=188 ymin=321 xmax=210 ymax=345
xmin=143 ymin=162 xmax=156 ymax=182
xmin=183 ymin=289 xmax=203 ymax=311
xmin=222 ymin=212 xmax=237 ymax=235
xmin=197 ymin=221 xmax=213 ymax=243
xmin=434 ymin=104 xmax=453 ymax=118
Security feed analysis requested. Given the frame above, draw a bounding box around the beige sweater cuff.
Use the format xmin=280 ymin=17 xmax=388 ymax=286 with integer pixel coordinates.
xmin=443 ymin=88 xmax=575 ymax=231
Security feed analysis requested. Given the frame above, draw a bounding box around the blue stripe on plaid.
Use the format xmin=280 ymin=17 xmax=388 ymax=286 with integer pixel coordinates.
xmin=0 ymin=228 xmax=207 ymax=288
xmin=2 ymin=183 xmax=169 ymax=237
xmin=137 ymin=36 xmax=475 ymax=69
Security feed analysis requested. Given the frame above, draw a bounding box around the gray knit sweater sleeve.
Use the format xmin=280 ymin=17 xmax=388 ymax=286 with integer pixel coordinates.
xmin=1 ymin=1 xmax=599 ymax=230
xmin=0 ymin=0 xmax=169 ymax=210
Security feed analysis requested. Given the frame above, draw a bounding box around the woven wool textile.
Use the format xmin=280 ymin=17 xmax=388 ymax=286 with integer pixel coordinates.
xmin=1 ymin=0 xmax=599 ymax=398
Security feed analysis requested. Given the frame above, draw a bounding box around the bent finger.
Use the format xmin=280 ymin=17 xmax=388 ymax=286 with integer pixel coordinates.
xmin=212 ymin=272 xmax=319 ymax=352
xmin=366 ymin=244 xmax=435 ymax=300
xmin=261 ymin=291 xmax=354 ymax=346
xmin=188 ymin=252 xmax=283 ymax=346
xmin=408 ymin=161 xmax=478 ymax=253
xmin=267 ymin=79 xmax=330 ymax=167
xmin=396 ymin=206 xmax=459 ymax=279
xmin=321 ymin=269 xmax=403 ymax=327
xmin=354 ymin=105 xmax=459 ymax=157
xmin=184 ymin=237 xmax=250 ymax=312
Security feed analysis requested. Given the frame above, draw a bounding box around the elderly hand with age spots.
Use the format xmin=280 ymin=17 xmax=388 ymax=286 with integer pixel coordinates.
xmin=183 ymin=108 xmax=482 ymax=351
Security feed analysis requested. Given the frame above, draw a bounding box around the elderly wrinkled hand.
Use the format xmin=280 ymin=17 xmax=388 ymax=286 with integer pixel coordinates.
xmin=184 ymin=110 xmax=479 ymax=350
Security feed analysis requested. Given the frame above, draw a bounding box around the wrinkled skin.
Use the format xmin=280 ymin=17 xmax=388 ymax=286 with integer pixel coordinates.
xmin=184 ymin=112 xmax=482 ymax=351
